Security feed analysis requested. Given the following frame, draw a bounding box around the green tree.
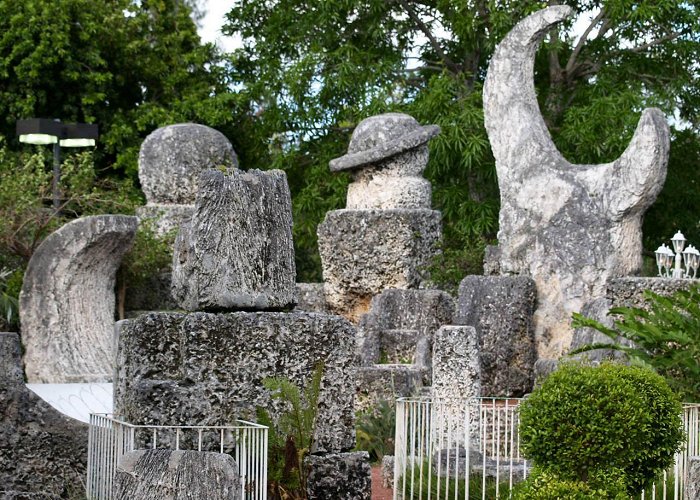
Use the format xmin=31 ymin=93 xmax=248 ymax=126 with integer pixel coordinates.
xmin=0 ymin=0 xmax=239 ymax=177
xmin=224 ymin=0 xmax=700 ymax=283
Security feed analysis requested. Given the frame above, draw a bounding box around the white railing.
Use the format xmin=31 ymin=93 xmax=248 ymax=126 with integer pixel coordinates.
xmin=394 ymin=398 xmax=700 ymax=500
xmin=87 ymin=414 xmax=268 ymax=500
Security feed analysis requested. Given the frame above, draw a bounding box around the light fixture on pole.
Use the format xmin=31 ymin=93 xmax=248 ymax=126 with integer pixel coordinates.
xmin=655 ymin=231 xmax=700 ymax=279
xmin=16 ymin=118 xmax=98 ymax=210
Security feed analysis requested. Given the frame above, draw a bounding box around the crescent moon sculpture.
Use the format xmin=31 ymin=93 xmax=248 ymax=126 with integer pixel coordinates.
xmin=483 ymin=6 xmax=669 ymax=358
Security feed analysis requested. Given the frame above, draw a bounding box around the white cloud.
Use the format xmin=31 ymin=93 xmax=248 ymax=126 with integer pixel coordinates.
xmin=198 ymin=1 xmax=242 ymax=53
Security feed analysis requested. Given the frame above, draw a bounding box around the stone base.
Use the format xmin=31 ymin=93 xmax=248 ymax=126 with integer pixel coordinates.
xmin=455 ymin=276 xmax=536 ymax=397
xmin=317 ymin=209 xmax=441 ymax=322
xmin=115 ymin=311 xmax=357 ymax=453
xmin=355 ymin=365 xmax=423 ymax=414
xmin=295 ymin=283 xmax=330 ymax=313
xmin=305 ymin=451 xmax=371 ymax=500
xmin=0 ymin=333 xmax=88 ymax=497
xmin=114 ymin=450 xmax=240 ymax=500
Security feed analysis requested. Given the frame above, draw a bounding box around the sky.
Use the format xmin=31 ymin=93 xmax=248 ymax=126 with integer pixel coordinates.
xmin=198 ymin=1 xmax=241 ymax=53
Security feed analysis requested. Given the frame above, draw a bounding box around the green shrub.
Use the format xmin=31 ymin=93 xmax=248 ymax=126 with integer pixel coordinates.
xmin=512 ymin=467 xmax=628 ymax=499
xmin=518 ymin=362 xmax=684 ymax=495
xmin=355 ymin=399 xmax=395 ymax=462
xmin=572 ymin=283 xmax=700 ymax=402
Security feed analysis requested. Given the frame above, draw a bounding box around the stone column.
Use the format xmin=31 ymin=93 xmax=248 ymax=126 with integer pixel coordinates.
xmin=686 ymin=456 xmax=700 ymax=500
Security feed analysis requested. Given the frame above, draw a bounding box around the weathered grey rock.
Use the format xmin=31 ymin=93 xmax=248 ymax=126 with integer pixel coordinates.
xmin=355 ymin=365 xmax=423 ymax=414
xmin=318 ymin=210 xmax=442 ymax=322
xmin=333 ymin=113 xmax=439 ymax=209
xmin=138 ymin=123 xmax=238 ymax=205
xmin=0 ymin=333 xmax=88 ymax=498
xmin=686 ymin=456 xmax=700 ymax=500
xmin=114 ymin=449 xmax=240 ymax=500
xmin=329 ymin=113 xmax=439 ymax=173
xmin=357 ymin=289 xmax=454 ymax=381
xmin=20 ymin=215 xmax=138 ymax=383
xmin=381 ymin=455 xmax=394 ymax=489
xmin=455 ymin=276 xmax=537 ymax=397
xmin=483 ymin=6 xmax=669 ymax=359
xmin=305 ymin=451 xmax=371 ymax=500
xmin=136 ymin=203 xmax=194 ymax=237
xmin=115 ymin=311 xmax=356 ymax=453
xmin=295 ymin=283 xmax=330 ymax=313
xmin=171 ymin=169 xmax=296 ymax=311
xmin=432 ymin=326 xmax=481 ymax=444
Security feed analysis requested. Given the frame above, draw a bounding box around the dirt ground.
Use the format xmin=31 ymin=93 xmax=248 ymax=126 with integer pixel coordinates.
xmin=371 ymin=465 xmax=393 ymax=500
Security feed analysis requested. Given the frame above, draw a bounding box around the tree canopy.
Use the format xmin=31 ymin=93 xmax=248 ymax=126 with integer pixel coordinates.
xmin=224 ymin=0 xmax=700 ymax=283
xmin=0 ymin=0 xmax=238 ymax=177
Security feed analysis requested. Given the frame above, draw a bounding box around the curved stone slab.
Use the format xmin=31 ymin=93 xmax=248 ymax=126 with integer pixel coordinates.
xmin=20 ymin=215 xmax=138 ymax=383
xmin=483 ymin=7 xmax=669 ymax=358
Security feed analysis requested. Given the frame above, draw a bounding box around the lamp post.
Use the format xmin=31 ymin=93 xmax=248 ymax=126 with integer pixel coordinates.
xmin=655 ymin=231 xmax=700 ymax=279
xmin=16 ymin=118 xmax=98 ymax=211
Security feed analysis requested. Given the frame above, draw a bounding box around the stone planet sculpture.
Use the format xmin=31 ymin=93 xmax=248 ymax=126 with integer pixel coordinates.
xmin=20 ymin=215 xmax=138 ymax=383
xmin=330 ymin=112 xmax=440 ymax=209
xmin=483 ymin=6 xmax=669 ymax=358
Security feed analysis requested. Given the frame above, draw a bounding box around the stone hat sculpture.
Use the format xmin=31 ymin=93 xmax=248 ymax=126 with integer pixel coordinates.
xmin=329 ymin=113 xmax=440 ymax=172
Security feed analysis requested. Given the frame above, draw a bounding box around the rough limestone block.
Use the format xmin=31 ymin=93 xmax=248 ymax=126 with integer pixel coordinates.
xmin=139 ymin=123 xmax=238 ymax=206
xmin=20 ymin=215 xmax=138 ymax=383
xmin=114 ymin=449 xmax=240 ymax=500
xmin=171 ymin=169 xmax=296 ymax=311
xmin=483 ymin=6 xmax=669 ymax=359
xmin=355 ymin=365 xmax=423 ymax=414
xmin=115 ymin=311 xmax=356 ymax=453
xmin=0 ymin=333 xmax=88 ymax=497
xmin=318 ymin=210 xmax=441 ymax=322
xmin=305 ymin=451 xmax=371 ymax=500
xmin=295 ymin=283 xmax=330 ymax=313
xmin=455 ymin=276 xmax=536 ymax=397
xmin=432 ymin=326 xmax=481 ymax=444
xmin=381 ymin=455 xmax=395 ymax=489
xmin=686 ymin=456 xmax=700 ymax=500
xmin=357 ymin=289 xmax=454 ymax=384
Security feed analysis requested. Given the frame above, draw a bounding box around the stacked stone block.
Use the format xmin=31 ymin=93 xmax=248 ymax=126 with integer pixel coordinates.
xmin=318 ymin=113 xmax=442 ymax=322
xmin=455 ymin=276 xmax=536 ymax=397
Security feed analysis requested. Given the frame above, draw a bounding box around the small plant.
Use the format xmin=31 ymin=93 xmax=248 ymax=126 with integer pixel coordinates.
xmin=518 ymin=362 xmax=684 ymax=496
xmin=356 ymin=399 xmax=396 ymax=462
xmin=256 ymin=363 xmax=323 ymax=500
xmin=572 ymin=283 xmax=700 ymax=402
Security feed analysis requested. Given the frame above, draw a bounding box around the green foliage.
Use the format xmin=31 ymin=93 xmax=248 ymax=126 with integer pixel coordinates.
xmin=224 ymin=0 xmax=700 ymax=284
xmin=355 ymin=400 xmax=395 ymax=463
xmin=571 ymin=284 xmax=700 ymax=402
xmin=512 ymin=467 xmax=628 ymax=499
xmin=0 ymin=144 xmax=140 ymax=265
xmin=0 ymin=0 xmax=237 ymax=177
xmin=0 ymin=267 xmax=20 ymax=331
xmin=257 ymin=363 xmax=324 ymax=500
xmin=518 ymin=362 xmax=684 ymax=495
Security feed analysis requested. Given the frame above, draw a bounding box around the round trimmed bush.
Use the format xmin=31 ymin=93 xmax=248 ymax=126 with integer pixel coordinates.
xmin=518 ymin=362 xmax=684 ymax=494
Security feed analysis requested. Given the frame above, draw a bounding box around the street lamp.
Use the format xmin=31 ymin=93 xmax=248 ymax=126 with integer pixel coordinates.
xmin=16 ymin=118 xmax=98 ymax=210
xmin=655 ymin=231 xmax=700 ymax=279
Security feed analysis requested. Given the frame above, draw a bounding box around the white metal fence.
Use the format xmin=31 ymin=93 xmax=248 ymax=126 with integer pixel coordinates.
xmin=394 ymin=398 xmax=700 ymax=500
xmin=87 ymin=414 xmax=268 ymax=500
